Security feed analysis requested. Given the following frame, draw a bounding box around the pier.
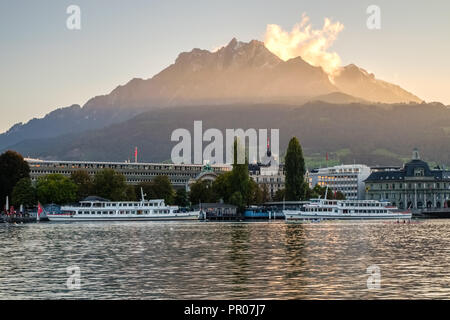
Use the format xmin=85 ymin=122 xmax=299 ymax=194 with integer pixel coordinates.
xmin=194 ymin=203 xmax=242 ymax=221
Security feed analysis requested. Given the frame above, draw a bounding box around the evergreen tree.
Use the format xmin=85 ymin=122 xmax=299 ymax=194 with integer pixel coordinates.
xmin=284 ymin=137 xmax=306 ymax=201
xmin=228 ymin=138 xmax=251 ymax=210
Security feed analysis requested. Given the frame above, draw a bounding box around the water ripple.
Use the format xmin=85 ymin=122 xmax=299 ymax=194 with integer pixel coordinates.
xmin=0 ymin=220 xmax=449 ymax=299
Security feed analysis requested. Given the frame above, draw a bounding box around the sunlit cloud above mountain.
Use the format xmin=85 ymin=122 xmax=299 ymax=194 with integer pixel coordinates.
xmin=264 ymin=14 xmax=344 ymax=76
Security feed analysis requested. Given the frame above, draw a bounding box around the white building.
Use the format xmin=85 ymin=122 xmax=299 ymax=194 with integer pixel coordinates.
xmin=248 ymin=148 xmax=284 ymax=199
xmin=308 ymin=164 xmax=371 ymax=200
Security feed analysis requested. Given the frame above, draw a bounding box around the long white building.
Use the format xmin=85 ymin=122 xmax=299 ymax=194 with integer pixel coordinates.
xmin=26 ymin=158 xmax=231 ymax=189
xmin=308 ymin=164 xmax=371 ymax=200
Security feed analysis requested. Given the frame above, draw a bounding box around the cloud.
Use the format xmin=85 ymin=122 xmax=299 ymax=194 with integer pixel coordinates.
xmin=264 ymin=14 xmax=344 ymax=76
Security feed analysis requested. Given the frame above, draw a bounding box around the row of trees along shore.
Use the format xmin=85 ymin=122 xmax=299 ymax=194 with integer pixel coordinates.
xmin=0 ymin=137 xmax=345 ymax=211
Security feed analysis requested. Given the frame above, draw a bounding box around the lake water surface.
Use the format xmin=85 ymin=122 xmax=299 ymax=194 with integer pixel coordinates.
xmin=1 ymin=220 xmax=449 ymax=299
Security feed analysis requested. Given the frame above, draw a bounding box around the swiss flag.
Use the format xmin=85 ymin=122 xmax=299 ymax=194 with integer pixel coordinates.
xmin=37 ymin=202 xmax=43 ymax=221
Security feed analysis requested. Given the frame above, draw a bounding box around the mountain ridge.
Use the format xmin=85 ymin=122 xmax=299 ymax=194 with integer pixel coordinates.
xmin=0 ymin=38 xmax=424 ymax=151
xmin=6 ymin=101 xmax=450 ymax=167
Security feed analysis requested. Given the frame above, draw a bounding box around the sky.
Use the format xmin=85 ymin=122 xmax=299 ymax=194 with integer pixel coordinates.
xmin=1 ymin=0 xmax=450 ymax=132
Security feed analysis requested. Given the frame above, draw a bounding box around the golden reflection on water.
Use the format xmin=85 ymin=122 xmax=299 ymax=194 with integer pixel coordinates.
xmin=0 ymin=220 xmax=449 ymax=299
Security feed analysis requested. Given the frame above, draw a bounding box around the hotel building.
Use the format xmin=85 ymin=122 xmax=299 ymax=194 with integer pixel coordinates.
xmin=364 ymin=149 xmax=450 ymax=209
xmin=308 ymin=164 xmax=372 ymax=200
xmin=26 ymin=158 xmax=231 ymax=189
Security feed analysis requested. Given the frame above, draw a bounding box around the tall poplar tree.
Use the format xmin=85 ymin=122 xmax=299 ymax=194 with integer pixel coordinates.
xmin=284 ymin=137 xmax=306 ymax=201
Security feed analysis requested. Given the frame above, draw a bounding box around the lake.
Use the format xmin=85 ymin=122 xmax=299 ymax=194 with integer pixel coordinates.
xmin=1 ymin=220 xmax=449 ymax=299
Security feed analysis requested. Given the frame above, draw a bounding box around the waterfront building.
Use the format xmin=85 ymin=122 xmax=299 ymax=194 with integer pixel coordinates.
xmin=364 ymin=149 xmax=450 ymax=209
xmin=248 ymin=147 xmax=284 ymax=199
xmin=26 ymin=158 xmax=231 ymax=189
xmin=308 ymin=164 xmax=372 ymax=200
xmin=193 ymin=203 xmax=238 ymax=220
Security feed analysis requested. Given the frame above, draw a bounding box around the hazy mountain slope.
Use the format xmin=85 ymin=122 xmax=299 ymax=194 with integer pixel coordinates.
xmin=334 ymin=64 xmax=422 ymax=104
xmin=8 ymin=102 xmax=450 ymax=166
xmin=0 ymin=104 xmax=142 ymax=150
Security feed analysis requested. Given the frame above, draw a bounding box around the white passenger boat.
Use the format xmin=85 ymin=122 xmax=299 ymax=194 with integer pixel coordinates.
xmin=284 ymin=198 xmax=412 ymax=221
xmin=47 ymin=191 xmax=200 ymax=222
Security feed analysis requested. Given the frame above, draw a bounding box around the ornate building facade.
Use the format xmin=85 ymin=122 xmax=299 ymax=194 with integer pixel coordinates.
xmin=365 ymin=149 xmax=450 ymax=209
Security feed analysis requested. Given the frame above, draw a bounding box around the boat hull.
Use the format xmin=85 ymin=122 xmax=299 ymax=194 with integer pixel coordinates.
xmin=284 ymin=210 xmax=412 ymax=221
xmin=47 ymin=212 xmax=200 ymax=222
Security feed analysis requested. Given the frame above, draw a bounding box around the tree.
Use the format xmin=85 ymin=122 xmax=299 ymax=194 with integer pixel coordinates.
xmin=309 ymin=185 xmax=346 ymax=200
xmin=11 ymin=177 xmax=36 ymax=207
xmin=229 ymin=191 xmax=244 ymax=208
xmin=273 ymin=188 xmax=286 ymax=202
xmin=135 ymin=176 xmax=175 ymax=204
xmin=212 ymin=171 xmax=233 ymax=203
xmin=125 ymin=185 xmax=137 ymax=201
xmin=228 ymin=138 xmax=251 ymax=210
xmin=92 ymin=169 xmax=128 ymax=201
xmin=189 ymin=180 xmax=218 ymax=204
xmin=70 ymin=170 xmax=93 ymax=200
xmin=261 ymin=184 xmax=270 ymax=203
xmin=0 ymin=151 xmax=30 ymax=208
xmin=151 ymin=175 xmax=175 ymax=204
xmin=136 ymin=181 xmax=157 ymax=200
xmin=174 ymin=188 xmax=188 ymax=207
xmin=334 ymin=191 xmax=346 ymax=200
xmin=284 ymin=137 xmax=306 ymax=201
xmin=250 ymin=180 xmax=264 ymax=205
xmin=36 ymin=174 xmax=77 ymax=205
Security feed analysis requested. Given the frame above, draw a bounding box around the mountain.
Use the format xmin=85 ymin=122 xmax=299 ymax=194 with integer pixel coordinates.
xmin=0 ymin=104 xmax=141 ymax=150
xmin=0 ymin=38 xmax=424 ymax=151
xmin=99 ymin=38 xmax=336 ymax=107
xmin=8 ymin=102 xmax=450 ymax=166
xmin=333 ymin=64 xmax=421 ymax=104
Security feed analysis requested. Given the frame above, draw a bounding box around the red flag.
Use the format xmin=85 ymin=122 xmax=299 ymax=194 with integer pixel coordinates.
xmin=37 ymin=202 xmax=43 ymax=220
xmin=326 ymin=152 xmax=329 ymax=161
xmin=134 ymin=147 xmax=138 ymax=163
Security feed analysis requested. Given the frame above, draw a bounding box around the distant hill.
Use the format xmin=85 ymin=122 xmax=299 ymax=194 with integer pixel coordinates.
xmin=8 ymin=101 xmax=450 ymax=167
xmin=0 ymin=38 xmax=422 ymax=151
